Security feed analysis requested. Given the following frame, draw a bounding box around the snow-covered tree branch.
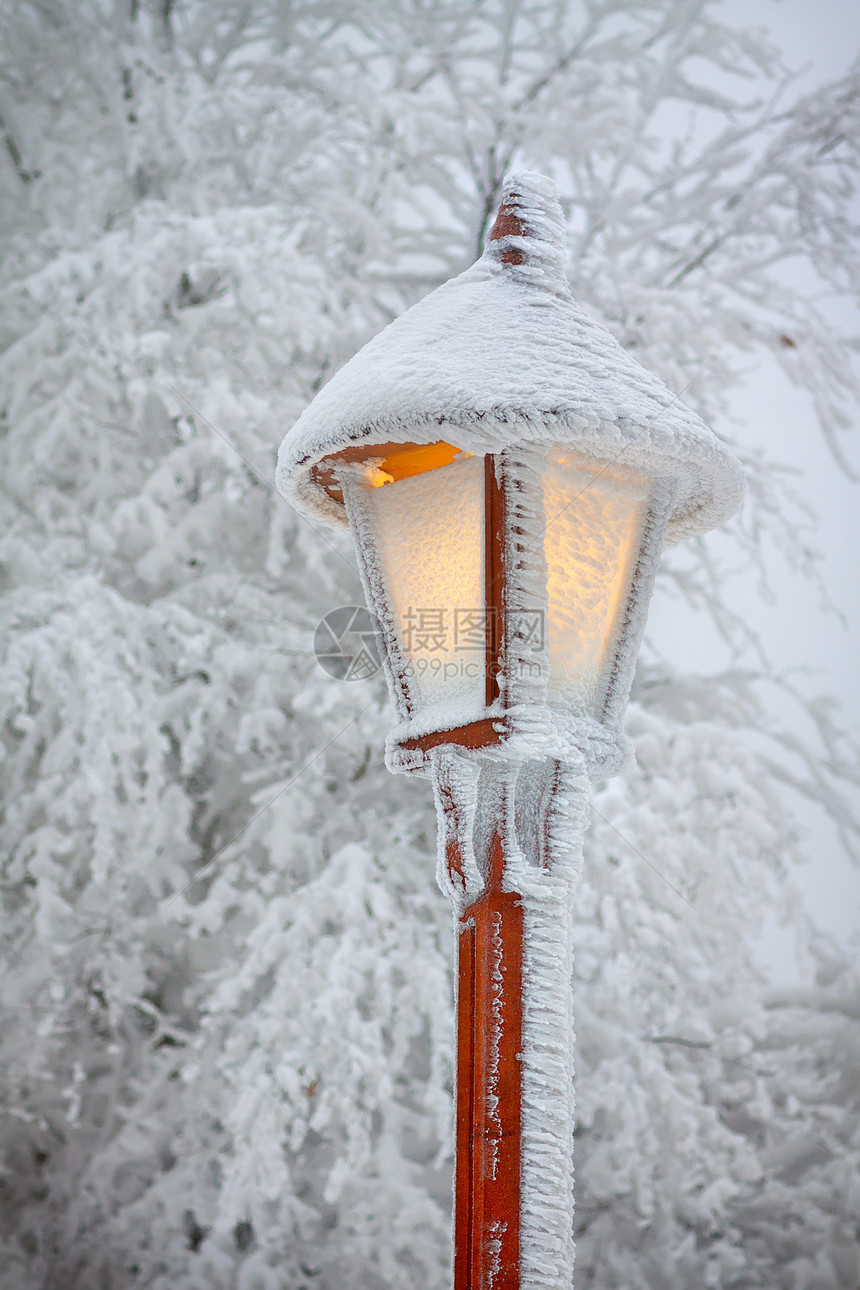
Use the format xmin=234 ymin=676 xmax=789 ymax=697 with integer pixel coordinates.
xmin=1 ymin=2 xmax=858 ymax=1287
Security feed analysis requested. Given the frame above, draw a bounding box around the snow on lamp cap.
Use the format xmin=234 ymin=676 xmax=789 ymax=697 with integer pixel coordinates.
xmin=276 ymin=172 xmax=744 ymax=543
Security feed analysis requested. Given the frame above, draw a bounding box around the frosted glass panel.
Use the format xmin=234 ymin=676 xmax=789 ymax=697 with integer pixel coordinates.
xmin=543 ymin=454 xmax=650 ymax=711
xmin=366 ymin=455 xmax=485 ymax=712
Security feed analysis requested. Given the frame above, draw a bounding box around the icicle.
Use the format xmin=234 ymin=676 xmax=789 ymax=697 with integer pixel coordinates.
xmin=429 ymin=747 xmax=484 ymax=913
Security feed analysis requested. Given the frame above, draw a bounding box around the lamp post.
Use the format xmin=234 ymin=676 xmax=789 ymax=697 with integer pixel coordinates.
xmin=277 ymin=173 xmax=743 ymax=1289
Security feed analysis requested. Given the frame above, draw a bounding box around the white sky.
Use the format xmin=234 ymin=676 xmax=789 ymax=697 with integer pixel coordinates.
xmin=701 ymin=0 xmax=859 ymax=978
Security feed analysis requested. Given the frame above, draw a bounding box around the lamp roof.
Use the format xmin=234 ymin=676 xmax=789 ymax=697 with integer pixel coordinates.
xmin=276 ymin=173 xmax=743 ymax=542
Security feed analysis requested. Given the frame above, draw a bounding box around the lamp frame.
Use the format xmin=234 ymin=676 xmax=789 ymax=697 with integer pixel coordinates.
xmin=327 ymin=444 xmax=677 ymax=773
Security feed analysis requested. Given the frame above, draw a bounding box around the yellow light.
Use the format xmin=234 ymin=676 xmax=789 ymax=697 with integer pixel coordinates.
xmin=365 ymin=454 xmax=485 ymax=711
xmin=320 ymin=438 xmax=484 ymax=716
xmin=315 ymin=440 xmax=467 ymax=503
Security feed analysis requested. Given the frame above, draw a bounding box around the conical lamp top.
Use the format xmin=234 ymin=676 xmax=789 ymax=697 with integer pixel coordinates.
xmin=277 ymin=173 xmax=743 ymax=542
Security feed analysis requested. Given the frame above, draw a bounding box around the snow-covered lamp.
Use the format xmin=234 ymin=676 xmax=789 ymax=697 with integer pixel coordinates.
xmin=277 ymin=174 xmax=743 ymax=1289
xmin=279 ymin=175 xmax=740 ymax=780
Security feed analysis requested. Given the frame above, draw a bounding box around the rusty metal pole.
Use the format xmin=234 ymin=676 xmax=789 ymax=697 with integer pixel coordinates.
xmin=453 ymin=832 xmax=524 ymax=1288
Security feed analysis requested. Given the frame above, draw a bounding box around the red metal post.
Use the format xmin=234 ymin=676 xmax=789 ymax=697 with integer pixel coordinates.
xmin=453 ymin=831 xmax=523 ymax=1289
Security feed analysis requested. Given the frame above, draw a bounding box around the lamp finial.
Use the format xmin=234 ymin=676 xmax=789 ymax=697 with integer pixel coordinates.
xmin=485 ymin=171 xmax=568 ymax=288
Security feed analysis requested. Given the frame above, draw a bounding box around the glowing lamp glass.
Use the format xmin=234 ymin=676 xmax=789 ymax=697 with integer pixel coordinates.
xmin=542 ymin=453 xmax=653 ymax=714
xmin=329 ymin=441 xmax=485 ymax=722
xmin=362 ymin=454 xmax=485 ymax=712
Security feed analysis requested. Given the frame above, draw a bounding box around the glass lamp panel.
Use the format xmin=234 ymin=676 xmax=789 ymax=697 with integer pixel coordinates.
xmin=362 ymin=454 xmax=485 ymax=715
xmin=542 ymin=452 xmax=652 ymax=713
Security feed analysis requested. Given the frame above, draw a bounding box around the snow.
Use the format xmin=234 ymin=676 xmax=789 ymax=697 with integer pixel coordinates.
xmin=277 ymin=172 xmax=744 ymax=547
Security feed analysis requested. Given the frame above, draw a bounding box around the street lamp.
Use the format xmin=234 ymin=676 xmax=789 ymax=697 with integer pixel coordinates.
xmin=277 ymin=173 xmax=743 ymax=1289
